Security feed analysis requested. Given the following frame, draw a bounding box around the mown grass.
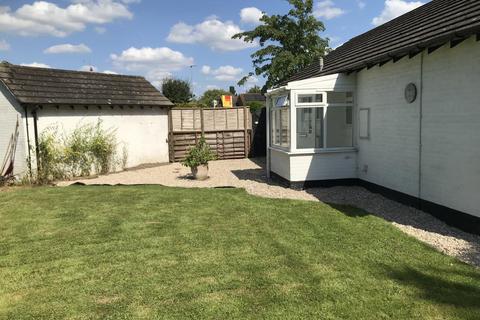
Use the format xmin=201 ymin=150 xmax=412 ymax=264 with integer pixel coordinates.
xmin=0 ymin=186 xmax=479 ymax=319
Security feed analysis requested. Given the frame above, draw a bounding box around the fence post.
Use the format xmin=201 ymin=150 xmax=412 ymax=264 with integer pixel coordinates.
xmin=200 ymin=107 xmax=205 ymax=136
xmin=243 ymin=106 xmax=248 ymax=158
xmin=168 ymin=108 xmax=174 ymax=162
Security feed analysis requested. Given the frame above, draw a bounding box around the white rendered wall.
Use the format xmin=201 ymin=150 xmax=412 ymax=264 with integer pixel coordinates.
xmin=289 ymin=151 xmax=357 ymax=182
xmin=356 ymin=53 xmax=422 ymax=197
xmin=357 ymin=36 xmax=480 ymax=218
xmin=0 ymin=84 xmax=28 ymax=176
xmin=34 ymin=106 xmax=170 ymax=169
xmin=270 ymin=148 xmax=291 ymax=180
xmin=420 ymin=37 xmax=480 ymax=217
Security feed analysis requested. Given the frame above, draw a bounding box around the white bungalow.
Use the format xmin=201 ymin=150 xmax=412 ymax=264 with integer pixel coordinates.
xmin=266 ymin=0 xmax=480 ymax=233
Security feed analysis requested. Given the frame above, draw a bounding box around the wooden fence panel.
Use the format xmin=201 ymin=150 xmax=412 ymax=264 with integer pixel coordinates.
xmin=168 ymin=107 xmax=252 ymax=162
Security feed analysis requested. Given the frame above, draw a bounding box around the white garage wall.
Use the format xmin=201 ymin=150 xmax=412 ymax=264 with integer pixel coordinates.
xmin=34 ymin=106 xmax=170 ymax=169
xmin=0 ymin=84 xmax=29 ymax=176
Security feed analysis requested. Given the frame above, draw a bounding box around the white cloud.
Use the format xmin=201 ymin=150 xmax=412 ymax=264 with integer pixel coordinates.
xmin=167 ymin=17 xmax=258 ymax=51
xmin=201 ymin=65 xmax=211 ymax=75
xmin=314 ymin=1 xmax=345 ymax=20
xmin=203 ymin=65 xmax=243 ymax=81
xmin=240 ymin=7 xmax=263 ymax=25
xmin=79 ymin=65 xmax=98 ymax=72
xmin=44 ymin=43 xmax=91 ymax=54
xmin=357 ymin=1 xmax=366 ymax=9
xmin=111 ymin=47 xmax=194 ymax=71
xmin=372 ymin=0 xmax=424 ymax=26
xmin=206 ymin=85 xmax=220 ymax=90
xmin=0 ymin=0 xmax=133 ymax=37
xmin=20 ymin=62 xmax=51 ymax=68
xmin=0 ymin=39 xmax=10 ymax=51
xmin=111 ymin=46 xmax=193 ymax=88
xmin=95 ymin=26 xmax=106 ymax=34
xmin=243 ymin=76 xmax=260 ymax=89
xmin=103 ymin=70 xmax=118 ymax=74
xmin=147 ymin=70 xmax=174 ymax=88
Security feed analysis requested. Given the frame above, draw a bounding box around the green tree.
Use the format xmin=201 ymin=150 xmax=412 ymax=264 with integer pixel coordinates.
xmin=199 ymin=89 xmax=230 ymax=107
xmin=233 ymin=0 xmax=328 ymax=90
xmin=161 ymin=78 xmax=193 ymax=104
xmin=247 ymin=85 xmax=262 ymax=94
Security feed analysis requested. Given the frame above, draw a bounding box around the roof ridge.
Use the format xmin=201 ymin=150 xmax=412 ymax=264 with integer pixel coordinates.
xmin=7 ymin=62 xmax=144 ymax=79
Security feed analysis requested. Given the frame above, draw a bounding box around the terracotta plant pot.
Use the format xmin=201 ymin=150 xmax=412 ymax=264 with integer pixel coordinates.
xmin=191 ymin=164 xmax=209 ymax=180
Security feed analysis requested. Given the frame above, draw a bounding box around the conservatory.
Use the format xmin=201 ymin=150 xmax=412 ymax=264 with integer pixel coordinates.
xmin=265 ymin=73 xmax=358 ymax=187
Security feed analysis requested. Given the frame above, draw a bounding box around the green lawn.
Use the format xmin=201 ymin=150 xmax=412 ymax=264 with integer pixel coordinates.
xmin=0 ymin=186 xmax=479 ymax=319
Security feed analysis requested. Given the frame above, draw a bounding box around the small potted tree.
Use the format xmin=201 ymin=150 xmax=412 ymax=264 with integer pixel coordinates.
xmin=182 ymin=136 xmax=217 ymax=180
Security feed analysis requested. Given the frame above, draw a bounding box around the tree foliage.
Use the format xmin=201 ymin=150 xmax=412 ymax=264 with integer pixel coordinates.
xmin=247 ymin=85 xmax=263 ymax=94
xmin=199 ymin=89 xmax=230 ymax=107
xmin=233 ymin=0 xmax=328 ymax=90
xmin=161 ymin=78 xmax=193 ymax=104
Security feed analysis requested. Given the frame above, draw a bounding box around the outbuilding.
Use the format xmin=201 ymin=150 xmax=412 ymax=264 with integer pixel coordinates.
xmin=266 ymin=0 xmax=480 ymax=232
xmin=0 ymin=62 xmax=173 ymax=177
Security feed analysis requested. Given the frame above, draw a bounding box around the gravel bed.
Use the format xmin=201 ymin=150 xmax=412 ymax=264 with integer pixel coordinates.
xmin=60 ymin=158 xmax=480 ymax=267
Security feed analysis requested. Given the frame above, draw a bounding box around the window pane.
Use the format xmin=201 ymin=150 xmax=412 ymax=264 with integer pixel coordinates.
xmin=271 ymin=108 xmax=290 ymax=148
xmin=275 ymin=95 xmax=289 ymax=107
xmin=296 ymin=108 xmax=324 ymax=149
xmin=359 ymin=109 xmax=370 ymax=139
xmin=326 ymin=106 xmax=353 ymax=148
xmin=280 ymin=108 xmax=290 ymax=147
xmin=327 ymin=92 xmax=354 ymax=104
xmin=298 ymin=94 xmax=323 ymax=104
xmin=275 ymin=110 xmax=280 ymax=145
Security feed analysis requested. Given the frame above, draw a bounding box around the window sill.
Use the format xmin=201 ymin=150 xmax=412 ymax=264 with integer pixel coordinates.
xmin=269 ymin=146 xmax=290 ymax=153
xmin=269 ymin=146 xmax=357 ymax=155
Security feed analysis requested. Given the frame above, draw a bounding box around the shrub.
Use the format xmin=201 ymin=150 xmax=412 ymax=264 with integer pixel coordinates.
xmin=248 ymin=101 xmax=265 ymax=113
xmin=35 ymin=120 xmax=125 ymax=184
xmin=182 ymin=136 xmax=217 ymax=169
xmin=37 ymin=127 xmax=66 ymax=184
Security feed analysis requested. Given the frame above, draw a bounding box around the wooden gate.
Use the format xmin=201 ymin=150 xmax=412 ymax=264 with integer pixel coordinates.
xmin=168 ymin=107 xmax=252 ymax=162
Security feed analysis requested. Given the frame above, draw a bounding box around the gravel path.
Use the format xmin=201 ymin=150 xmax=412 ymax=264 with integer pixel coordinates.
xmin=60 ymin=158 xmax=480 ymax=267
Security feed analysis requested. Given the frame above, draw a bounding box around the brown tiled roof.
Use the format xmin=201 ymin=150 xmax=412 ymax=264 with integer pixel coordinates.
xmin=287 ymin=0 xmax=480 ymax=84
xmin=241 ymin=93 xmax=266 ymax=102
xmin=0 ymin=62 xmax=173 ymax=107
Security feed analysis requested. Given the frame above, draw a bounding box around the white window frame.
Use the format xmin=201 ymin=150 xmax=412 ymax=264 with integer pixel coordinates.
xmin=291 ymin=90 xmax=355 ymax=153
xmin=296 ymin=92 xmax=326 ymax=106
xmin=359 ymin=108 xmax=370 ymax=140
xmin=270 ymin=93 xmax=291 ymax=151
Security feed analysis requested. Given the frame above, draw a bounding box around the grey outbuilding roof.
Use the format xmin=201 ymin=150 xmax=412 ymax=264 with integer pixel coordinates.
xmin=0 ymin=62 xmax=173 ymax=107
xmin=286 ymin=0 xmax=480 ymax=84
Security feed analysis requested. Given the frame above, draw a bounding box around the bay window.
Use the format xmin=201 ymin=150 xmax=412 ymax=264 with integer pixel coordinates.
xmin=296 ymin=91 xmax=354 ymax=150
xmin=269 ymin=90 xmax=354 ymax=152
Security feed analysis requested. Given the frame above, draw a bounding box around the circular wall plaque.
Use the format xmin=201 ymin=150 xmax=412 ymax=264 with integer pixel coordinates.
xmin=405 ymin=83 xmax=417 ymax=103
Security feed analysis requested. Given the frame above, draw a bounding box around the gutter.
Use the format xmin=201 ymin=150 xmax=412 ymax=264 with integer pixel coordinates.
xmin=331 ymin=26 xmax=480 ymax=75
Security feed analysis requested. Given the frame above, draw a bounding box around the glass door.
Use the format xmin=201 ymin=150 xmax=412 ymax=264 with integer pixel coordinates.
xmin=296 ymin=107 xmax=324 ymax=149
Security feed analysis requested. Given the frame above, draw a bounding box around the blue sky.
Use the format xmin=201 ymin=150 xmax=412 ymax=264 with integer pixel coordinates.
xmin=0 ymin=0 xmax=427 ymax=96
